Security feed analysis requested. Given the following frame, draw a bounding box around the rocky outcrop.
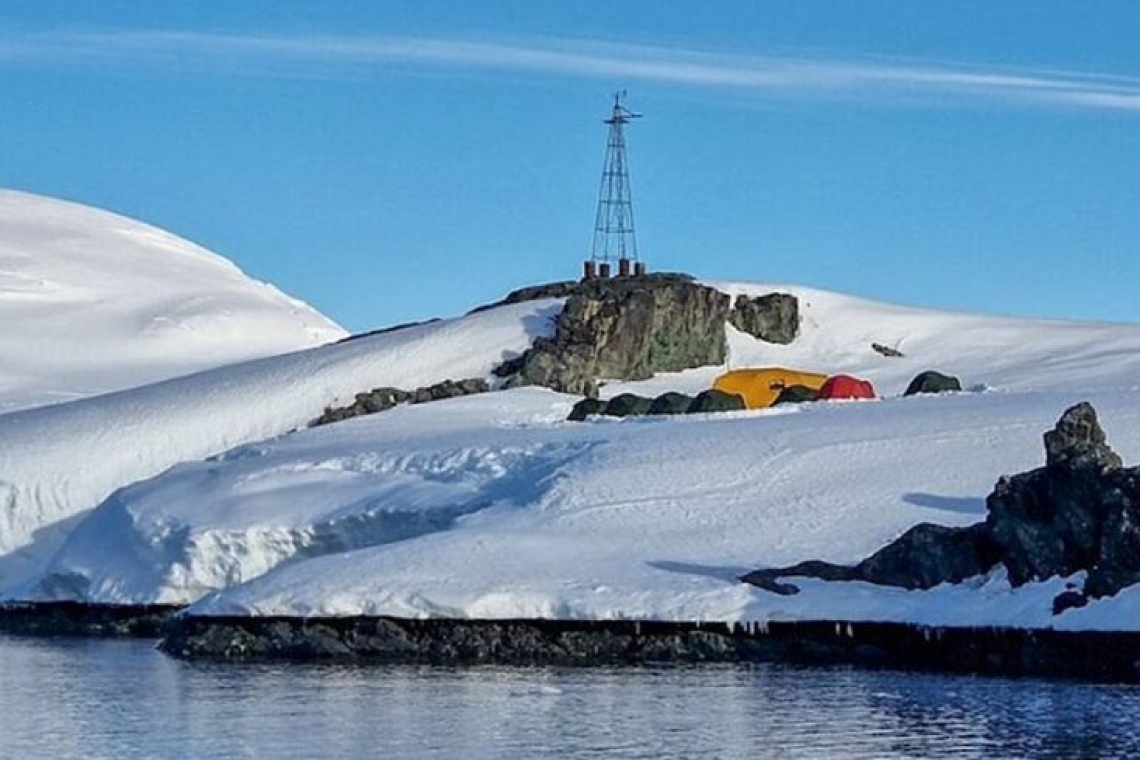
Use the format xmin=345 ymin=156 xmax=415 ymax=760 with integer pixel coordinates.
xmin=161 ymin=614 xmax=1140 ymax=680
xmin=496 ymin=275 xmax=731 ymax=396
xmin=313 ymin=378 xmax=489 ymax=426
xmin=871 ymin=342 xmax=904 ymax=358
xmin=743 ymin=403 xmax=1140 ymax=609
xmin=729 ymin=293 xmax=799 ymax=344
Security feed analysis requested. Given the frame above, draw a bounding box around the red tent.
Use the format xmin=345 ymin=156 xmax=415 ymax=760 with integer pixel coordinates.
xmin=818 ymin=374 xmax=876 ymax=401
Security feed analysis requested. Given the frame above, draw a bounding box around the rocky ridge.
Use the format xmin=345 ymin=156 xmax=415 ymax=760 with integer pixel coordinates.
xmin=743 ymin=402 xmax=1140 ymax=611
xmin=493 ymin=275 xmax=799 ymax=397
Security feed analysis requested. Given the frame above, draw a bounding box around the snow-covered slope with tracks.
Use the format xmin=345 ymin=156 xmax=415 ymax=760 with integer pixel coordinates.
xmin=19 ymin=280 xmax=1140 ymax=629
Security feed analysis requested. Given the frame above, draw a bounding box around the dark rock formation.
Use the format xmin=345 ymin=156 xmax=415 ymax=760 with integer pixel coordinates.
xmin=687 ymin=389 xmax=746 ymax=414
xmin=648 ymin=392 xmax=694 ymax=415
xmin=742 ymin=524 xmax=997 ymax=594
xmin=473 ymin=273 xmax=696 ymax=312
xmin=1044 ymin=401 xmax=1122 ymax=470
xmin=498 ymin=276 xmax=731 ymax=396
xmin=313 ymin=378 xmax=489 ymax=426
xmin=162 ymin=614 xmax=1140 ymax=681
xmin=603 ymin=394 xmax=654 ymax=418
xmin=743 ymin=402 xmax=1140 ymax=609
xmin=904 ymin=371 xmax=962 ymax=396
xmin=774 ymin=385 xmax=820 ymax=406
xmin=871 ymin=342 xmax=904 ymax=358
xmin=729 ymin=293 xmax=799 ymax=344
xmin=567 ymin=397 xmax=607 ymax=421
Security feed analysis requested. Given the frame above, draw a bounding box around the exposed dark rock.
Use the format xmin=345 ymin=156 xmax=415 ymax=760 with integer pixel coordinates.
xmin=1052 ymin=586 xmax=1089 ymax=616
xmin=499 ymin=276 xmax=731 ymax=397
xmin=312 ymin=378 xmax=489 ymax=427
xmin=1044 ymin=402 xmax=1122 ymax=471
xmin=0 ymin=602 xmax=180 ymax=638
xmin=742 ymin=524 xmax=996 ymax=594
xmin=729 ymin=293 xmax=799 ymax=344
xmin=567 ymin=397 xmax=607 ymax=422
xmin=743 ymin=402 xmax=1140 ymax=608
xmin=687 ymin=389 xmax=746 ymax=414
xmin=647 ymin=392 xmax=694 ymax=415
xmin=872 ymin=342 xmax=905 ymax=358
xmin=473 ymin=273 xmax=697 ymax=313
xmin=162 ymin=614 xmax=1140 ymax=681
xmin=904 ymin=371 xmax=962 ymax=396
xmin=603 ymin=394 xmax=654 ymax=418
xmin=855 ymin=523 xmax=997 ymax=589
xmin=774 ymin=385 xmax=820 ymax=406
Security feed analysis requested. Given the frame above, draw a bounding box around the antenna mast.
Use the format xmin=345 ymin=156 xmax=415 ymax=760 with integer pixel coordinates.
xmin=584 ymin=91 xmax=646 ymax=280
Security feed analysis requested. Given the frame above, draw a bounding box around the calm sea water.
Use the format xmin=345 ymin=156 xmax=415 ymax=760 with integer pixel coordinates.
xmin=2 ymin=634 xmax=1139 ymax=759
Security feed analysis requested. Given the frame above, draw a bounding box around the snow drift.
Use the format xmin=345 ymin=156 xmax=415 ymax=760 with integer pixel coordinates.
xmin=0 ymin=189 xmax=345 ymax=411
xmin=21 ymin=280 xmax=1140 ymax=630
xmin=0 ymin=298 xmax=562 ymax=587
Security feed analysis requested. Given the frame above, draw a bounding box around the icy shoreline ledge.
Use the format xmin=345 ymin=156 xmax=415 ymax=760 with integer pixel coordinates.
xmin=0 ymin=603 xmax=1137 ymax=682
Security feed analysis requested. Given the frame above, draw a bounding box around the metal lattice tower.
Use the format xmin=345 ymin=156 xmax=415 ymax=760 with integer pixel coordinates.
xmin=586 ymin=91 xmax=644 ymax=279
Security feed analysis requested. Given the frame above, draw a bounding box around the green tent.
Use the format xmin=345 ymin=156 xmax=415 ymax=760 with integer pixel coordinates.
xmin=687 ymin=389 xmax=746 ymax=414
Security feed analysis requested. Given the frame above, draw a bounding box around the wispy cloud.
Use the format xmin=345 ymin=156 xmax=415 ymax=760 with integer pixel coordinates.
xmin=3 ymin=29 xmax=1140 ymax=113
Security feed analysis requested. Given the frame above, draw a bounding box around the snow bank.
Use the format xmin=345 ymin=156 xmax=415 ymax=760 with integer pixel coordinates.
xmin=28 ymin=385 xmax=1140 ymax=631
xmin=0 ymin=189 xmax=346 ymax=411
xmin=0 ymin=299 xmax=562 ymax=587
xmin=19 ymin=276 xmax=1140 ymax=629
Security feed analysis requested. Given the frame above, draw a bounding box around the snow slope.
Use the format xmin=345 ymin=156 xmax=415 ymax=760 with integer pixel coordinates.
xmin=0 ymin=190 xmax=345 ymax=411
xmin=20 ymin=280 xmax=1140 ymax=630
xmin=0 ymin=298 xmax=561 ymax=587
xmin=605 ymin=280 xmax=1140 ymax=399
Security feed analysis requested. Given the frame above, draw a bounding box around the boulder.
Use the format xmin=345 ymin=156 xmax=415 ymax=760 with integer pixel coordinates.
xmin=602 ymin=394 xmax=654 ymax=418
xmin=729 ymin=293 xmax=799 ymax=345
xmin=1044 ymin=402 xmax=1121 ymax=471
xmin=687 ymin=389 xmax=746 ymax=414
xmin=647 ymin=392 xmax=694 ymax=416
xmin=904 ymin=370 xmax=962 ymax=396
xmin=871 ymin=342 xmax=904 ymax=358
xmin=500 ymin=275 xmax=731 ymax=396
xmin=773 ymin=385 xmax=819 ymax=406
xmin=567 ymin=397 xmax=607 ymax=422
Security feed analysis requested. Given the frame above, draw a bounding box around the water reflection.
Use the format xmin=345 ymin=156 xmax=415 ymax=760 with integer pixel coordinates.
xmin=2 ymin=635 xmax=1138 ymax=759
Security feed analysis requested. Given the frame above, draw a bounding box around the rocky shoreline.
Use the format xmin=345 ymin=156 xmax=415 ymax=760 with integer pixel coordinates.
xmin=0 ymin=601 xmax=180 ymax=637
xmin=158 ymin=615 xmax=1140 ymax=681
xmin=3 ymin=602 xmax=1139 ymax=682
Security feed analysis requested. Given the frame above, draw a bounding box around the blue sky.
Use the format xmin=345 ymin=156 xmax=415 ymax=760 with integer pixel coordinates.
xmin=3 ymin=2 xmax=1140 ymax=331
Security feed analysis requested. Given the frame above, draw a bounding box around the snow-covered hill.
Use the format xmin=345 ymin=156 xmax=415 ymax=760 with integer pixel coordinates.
xmin=0 ymin=298 xmax=559 ymax=587
xmin=0 ymin=190 xmax=345 ymax=411
xmin=15 ymin=280 xmax=1140 ymax=631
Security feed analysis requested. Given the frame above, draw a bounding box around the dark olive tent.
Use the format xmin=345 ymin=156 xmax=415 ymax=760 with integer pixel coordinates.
xmin=904 ymin=371 xmax=962 ymax=396
xmin=648 ymin=392 xmax=694 ymax=415
xmin=773 ymin=385 xmax=820 ymax=405
xmin=687 ymin=389 xmax=745 ymax=414
xmin=818 ymin=374 xmax=876 ymax=401
xmin=603 ymin=393 xmax=653 ymax=417
xmin=567 ymin=397 xmax=606 ymax=421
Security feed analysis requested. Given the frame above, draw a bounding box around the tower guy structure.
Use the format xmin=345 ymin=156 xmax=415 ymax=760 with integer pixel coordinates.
xmin=584 ymin=91 xmax=646 ymax=280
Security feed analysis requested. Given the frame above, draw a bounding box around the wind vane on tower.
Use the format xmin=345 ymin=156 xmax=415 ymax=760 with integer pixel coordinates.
xmin=583 ymin=91 xmax=647 ymax=281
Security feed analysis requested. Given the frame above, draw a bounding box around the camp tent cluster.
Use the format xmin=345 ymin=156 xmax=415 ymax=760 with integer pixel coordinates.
xmin=712 ymin=367 xmax=878 ymax=409
xmin=566 ymin=367 xmax=962 ymax=421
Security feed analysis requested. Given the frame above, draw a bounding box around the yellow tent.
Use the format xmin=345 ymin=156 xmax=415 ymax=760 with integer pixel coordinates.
xmin=713 ymin=367 xmax=828 ymax=409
